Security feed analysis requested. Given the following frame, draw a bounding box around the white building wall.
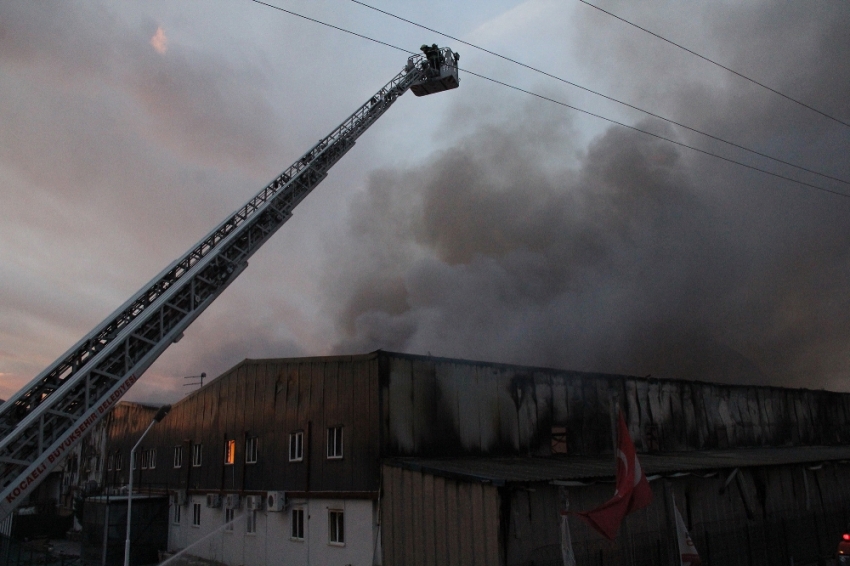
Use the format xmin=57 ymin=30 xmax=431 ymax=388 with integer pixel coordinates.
xmin=169 ymin=496 xmax=379 ymax=566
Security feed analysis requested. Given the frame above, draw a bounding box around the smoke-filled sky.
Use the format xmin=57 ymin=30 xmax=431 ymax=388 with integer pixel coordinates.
xmin=1 ymin=0 xmax=849 ymax=403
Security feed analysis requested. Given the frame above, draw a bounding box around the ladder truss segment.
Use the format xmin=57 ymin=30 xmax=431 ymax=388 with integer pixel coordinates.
xmin=0 ymin=52 xmax=440 ymax=521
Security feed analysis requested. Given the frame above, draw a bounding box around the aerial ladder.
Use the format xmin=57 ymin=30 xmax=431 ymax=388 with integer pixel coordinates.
xmin=0 ymin=46 xmax=460 ymax=521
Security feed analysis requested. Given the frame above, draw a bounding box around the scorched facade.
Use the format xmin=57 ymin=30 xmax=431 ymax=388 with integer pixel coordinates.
xmin=79 ymin=351 xmax=850 ymax=566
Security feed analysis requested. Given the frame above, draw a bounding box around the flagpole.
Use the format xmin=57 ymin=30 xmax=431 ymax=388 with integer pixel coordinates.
xmin=611 ymin=391 xmax=620 ymax=467
xmin=559 ymin=487 xmax=577 ymax=566
xmin=665 ymin=482 xmax=678 ymax=565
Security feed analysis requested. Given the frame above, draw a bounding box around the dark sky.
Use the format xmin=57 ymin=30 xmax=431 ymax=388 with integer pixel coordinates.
xmin=1 ymin=0 xmax=849 ymax=403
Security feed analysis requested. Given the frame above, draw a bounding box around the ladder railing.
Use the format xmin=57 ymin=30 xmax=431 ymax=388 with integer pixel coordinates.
xmin=0 ymin=55 xmax=428 ymax=522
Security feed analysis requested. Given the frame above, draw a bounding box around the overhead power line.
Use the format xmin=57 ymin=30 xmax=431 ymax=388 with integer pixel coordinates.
xmin=249 ymin=0 xmax=412 ymax=54
xmin=349 ymin=0 xmax=850 ymax=187
xmin=461 ymin=68 xmax=850 ymax=199
xmin=577 ymin=0 xmax=850 ymax=130
xmin=246 ymin=0 xmax=850 ymax=200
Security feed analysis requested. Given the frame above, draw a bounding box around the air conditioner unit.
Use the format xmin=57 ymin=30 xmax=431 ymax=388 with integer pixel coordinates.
xmin=206 ymin=493 xmax=222 ymax=508
xmin=171 ymin=490 xmax=187 ymax=507
xmin=224 ymin=494 xmax=241 ymax=510
xmin=266 ymin=491 xmax=287 ymax=512
xmin=246 ymin=495 xmax=264 ymax=511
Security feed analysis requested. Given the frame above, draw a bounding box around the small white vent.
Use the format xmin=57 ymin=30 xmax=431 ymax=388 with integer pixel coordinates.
xmin=172 ymin=490 xmax=187 ymax=507
xmin=206 ymin=493 xmax=222 ymax=508
xmin=224 ymin=494 xmax=241 ymax=510
xmin=246 ymin=495 xmax=264 ymax=511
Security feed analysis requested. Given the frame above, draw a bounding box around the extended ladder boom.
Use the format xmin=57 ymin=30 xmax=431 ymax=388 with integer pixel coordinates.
xmin=0 ymin=48 xmax=459 ymax=521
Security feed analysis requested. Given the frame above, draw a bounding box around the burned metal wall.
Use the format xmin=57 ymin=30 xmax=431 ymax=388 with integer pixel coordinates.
xmin=381 ymin=353 xmax=850 ymax=457
xmin=425 ymin=460 xmax=850 ymax=566
xmin=381 ymin=465 xmax=501 ymax=566
xmin=105 ymin=354 xmax=381 ymax=494
xmin=103 ymin=351 xmax=850 ymax=491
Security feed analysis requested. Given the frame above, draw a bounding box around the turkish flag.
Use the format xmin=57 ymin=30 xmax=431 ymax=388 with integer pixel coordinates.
xmin=575 ymin=411 xmax=653 ymax=540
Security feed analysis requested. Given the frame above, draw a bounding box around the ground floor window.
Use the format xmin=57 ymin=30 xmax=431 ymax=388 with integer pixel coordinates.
xmin=192 ymin=503 xmax=201 ymax=527
xmin=172 ymin=503 xmax=181 ymax=525
xmin=328 ymin=509 xmax=344 ymax=545
xmin=291 ymin=508 xmax=305 ymax=540
xmin=225 ymin=507 xmax=235 ymax=532
xmin=246 ymin=510 xmax=257 ymax=534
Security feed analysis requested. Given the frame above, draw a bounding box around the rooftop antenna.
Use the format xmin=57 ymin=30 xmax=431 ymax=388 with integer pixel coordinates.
xmin=183 ymin=372 xmax=206 ymax=389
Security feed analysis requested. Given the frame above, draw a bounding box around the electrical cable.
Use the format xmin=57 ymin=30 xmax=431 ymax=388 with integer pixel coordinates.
xmin=577 ymin=0 xmax=850 ymax=130
xmin=246 ymin=0 xmax=850 ymax=200
xmin=461 ymin=68 xmax=850 ymax=199
xmin=250 ymin=0 xmax=413 ymax=55
xmin=350 ymin=0 xmax=850 ymax=187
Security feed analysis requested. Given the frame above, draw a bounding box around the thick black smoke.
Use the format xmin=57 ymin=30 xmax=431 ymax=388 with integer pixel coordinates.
xmin=322 ymin=2 xmax=850 ymax=390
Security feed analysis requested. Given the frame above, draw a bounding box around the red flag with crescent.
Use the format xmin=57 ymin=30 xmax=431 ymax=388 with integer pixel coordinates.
xmin=575 ymin=411 xmax=653 ymax=540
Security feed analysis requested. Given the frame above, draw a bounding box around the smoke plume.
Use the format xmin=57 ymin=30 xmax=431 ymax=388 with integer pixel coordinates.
xmin=322 ymin=1 xmax=850 ymax=390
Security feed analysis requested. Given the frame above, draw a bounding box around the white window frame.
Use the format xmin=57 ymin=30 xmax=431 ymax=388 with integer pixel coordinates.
xmin=246 ymin=436 xmax=258 ymax=464
xmin=246 ymin=510 xmax=257 ymax=535
xmin=328 ymin=509 xmax=344 ymax=545
xmin=291 ymin=507 xmax=305 ymax=541
xmin=224 ymin=439 xmax=236 ymax=465
xmin=192 ymin=444 xmax=202 ymax=467
xmin=132 ymin=451 xmax=138 ymax=470
xmin=289 ymin=431 xmax=303 ymax=462
xmin=173 ymin=446 xmax=183 ymax=469
xmin=172 ymin=503 xmax=181 ymax=525
xmin=192 ymin=503 xmax=201 ymax=528
xmin=140 ymin=448 xmax=156 ymax=470
xmin=225 ymin=507 xmax=235 ymax=532
xmin=116 ymin=453 xmax=123 ymax=471
xmin=327 ymin=426 xmax=343 ymax=460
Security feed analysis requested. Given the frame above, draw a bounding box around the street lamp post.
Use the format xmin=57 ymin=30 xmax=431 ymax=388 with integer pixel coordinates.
xmin=124 ymin=404 xmax=171 ymax=566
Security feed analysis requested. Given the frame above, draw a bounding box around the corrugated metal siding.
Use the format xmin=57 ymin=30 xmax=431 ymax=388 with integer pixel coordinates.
xmin=381 ymin=352 xmax=850 ymax=457
xmin=382 ymin=465 xmax=501 ymax=566
xmin=387 ymin=446 xmax=850 ymax=483
xmin=102 ymin=403 xmax=159 ymax=488
xmin=104 ymin=354 xmax=382 ymax=494
xmin=501 ymin=461 xmax=850 ymax=566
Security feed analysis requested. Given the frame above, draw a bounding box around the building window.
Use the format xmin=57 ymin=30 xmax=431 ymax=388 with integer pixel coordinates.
xmin=116 ymin=453 xmax=123 ymax=471
xmin=551 ymin=426 xmax=567 ymax=455
xmin=141 ymin=448 xmax=156 ymax=470
xmin=289 ymin=431 xmax=303 ymax=462
xmin=225 ymin=508 xmax=235 ymax=532
xmin=224 ymin=439 xmax=236 ymax=465
xmin=246 ymin=510 xmax=257 ymax=535
xmin=192 ymin=444 xmax=202 ymax=467
xmin=173 ymin=446 xmax=183 ymax=468
xmin=132 ymin=452 xmax=138 ymax=470
xmin=291 ymin=508 xmax=305 ymax=541
xmin=107 ymin=453 xmax=114 ymax=471
xmin=246 ymin=436 xmax=258 ymax=464
xmin=192 ymin=503 xmax=201 ymax=527
xmin=328 ymin=509 xmax=344 ymax=545
xmin=327 ymin=426 xmax=343 ymax=460
xmin=173 ymin=503 xmax=181 ymax=525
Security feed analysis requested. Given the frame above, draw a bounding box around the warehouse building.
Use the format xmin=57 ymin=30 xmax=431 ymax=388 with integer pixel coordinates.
xmin=75 ymin=351 xmax=850 ymax=565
